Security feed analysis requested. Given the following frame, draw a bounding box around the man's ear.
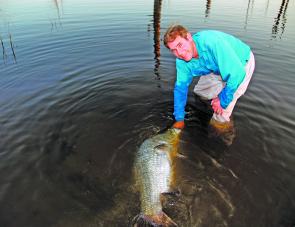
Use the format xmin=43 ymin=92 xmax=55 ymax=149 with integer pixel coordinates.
xmin=186 ymin=33 xmax=193 ymax=41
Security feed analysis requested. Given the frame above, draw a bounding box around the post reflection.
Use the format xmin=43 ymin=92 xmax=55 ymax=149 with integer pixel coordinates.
xmin=9 ymin=33 xmax=17 ymax=63
xmin=51 ymin=0 xmax=63 ymax=31
xmin=0 ymin=35 xmax=7 ymax=63
xmin=152 ymin=0 xmax=162 ymax=80
xmin=205 ymin=0 xmax=212 ymax=18
xmin=264 ymin=0 xmax=270 ymax=16
xmin=0 ymin=30 xmax=17 ymax=64
xmin=272 ymin=0 xmax=289 ymax=39
xmin=244 ymin=0 xmax=254 ymax=29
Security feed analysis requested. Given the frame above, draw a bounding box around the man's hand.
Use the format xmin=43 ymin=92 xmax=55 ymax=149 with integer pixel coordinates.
xmin=211 ymin=97 xmax=224 ymax=115
xmin=173 ymin=121 xmax=185 ymax=129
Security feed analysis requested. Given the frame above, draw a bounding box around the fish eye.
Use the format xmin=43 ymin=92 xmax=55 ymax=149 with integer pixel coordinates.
xmin=154 ymin=143 xmax=169 ymax=152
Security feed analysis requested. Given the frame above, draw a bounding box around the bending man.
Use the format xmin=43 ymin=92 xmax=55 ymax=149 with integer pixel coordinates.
xmin=164 ymin=25 xmax=255 ymax=138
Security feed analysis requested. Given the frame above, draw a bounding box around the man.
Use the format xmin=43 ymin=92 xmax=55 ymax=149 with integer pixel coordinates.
xmin=164 ymin=25 xmax=255 ymax=140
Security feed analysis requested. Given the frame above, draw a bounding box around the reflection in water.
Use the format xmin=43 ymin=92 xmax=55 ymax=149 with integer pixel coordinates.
xmin=53 ymin=0 xmax=63 ymax=18
xmin=0 ymin=0 xmax=295 ymax=226
xmin=0 ymin=33 xmax=17 ymax=64
xmin=205 ymin=0 xmax=212 ymax=18
xmin=0 ymin=19 xmax=17 ymax=64
xmin=51 ymin=0 xmax=63 ymax=31
xmin=244 ymin=0 xmax=254 ymax=29
xmin=9 ymin=34 xmax=16 ymax=63
xmin=0 ymin=35 xmax=7 ymax=63
xmin=264 ymin=0 xmax=270 ymax=16
xmin=272 ymin=0 xmax=289 ymax=39
xmin=153 ymin=0 xmax=162 ymax=80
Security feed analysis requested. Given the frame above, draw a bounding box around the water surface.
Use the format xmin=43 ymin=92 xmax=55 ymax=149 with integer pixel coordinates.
xmin=1 ymin=0 xmax=295 ymax=226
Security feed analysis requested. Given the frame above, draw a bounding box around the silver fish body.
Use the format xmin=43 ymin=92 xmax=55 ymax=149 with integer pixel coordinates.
xmin=133 ymin=128 xmax=181 ymax=226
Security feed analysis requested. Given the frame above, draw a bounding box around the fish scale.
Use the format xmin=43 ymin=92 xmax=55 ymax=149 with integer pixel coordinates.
xmin=133 ymin=128 xmax=181 ymax=226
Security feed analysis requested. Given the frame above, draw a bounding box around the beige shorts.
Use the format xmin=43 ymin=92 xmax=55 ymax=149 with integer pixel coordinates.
xmin=194 ymin=51 xmax=255 ymax=122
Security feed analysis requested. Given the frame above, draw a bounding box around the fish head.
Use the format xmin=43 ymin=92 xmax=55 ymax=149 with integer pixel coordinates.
xmin=164 ymin=128 xmax=181 ymax=144
xmin=152 ymin=130 xmax=181 ymax=153
xmin=153 ymin=142 xmax=171 ymax=154
xmin=171 ymin=128 xmax=181 ymax=134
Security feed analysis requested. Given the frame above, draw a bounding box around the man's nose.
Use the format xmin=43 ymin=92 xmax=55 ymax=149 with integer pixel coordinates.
xmin=177 ymin=47 xmax=185 ymax=55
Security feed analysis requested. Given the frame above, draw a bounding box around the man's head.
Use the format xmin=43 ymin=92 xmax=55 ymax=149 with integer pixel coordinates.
xmin=164 ymin=25 xmax=197 ymax=62
xmin=163 ymin=25 xmax=189 ymax=47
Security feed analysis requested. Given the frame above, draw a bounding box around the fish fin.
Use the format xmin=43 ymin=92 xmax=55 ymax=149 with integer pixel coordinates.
xmin=175 ymin=152 xmax=186 ymax=159
xmin=161 ymin=190 xmax=181 ymax=197
xmin=160 ymin=190 xmax=181 ymax=208
xmin=132 ymin=212 xmax=178 ymax=227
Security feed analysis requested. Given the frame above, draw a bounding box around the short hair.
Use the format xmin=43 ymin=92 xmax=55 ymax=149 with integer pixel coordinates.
xmin=163 ymin=25 xmax=189 ymax=48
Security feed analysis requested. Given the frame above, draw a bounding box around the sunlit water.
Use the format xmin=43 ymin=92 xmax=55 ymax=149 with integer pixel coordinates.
xmin=0 ymin=0 xmax=295 ymax=226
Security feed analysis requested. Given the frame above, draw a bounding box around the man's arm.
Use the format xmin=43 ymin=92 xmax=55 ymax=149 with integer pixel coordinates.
xmin=173 ymin=60 xmax=193 ymax=123
xmin=174 ymin=81 xmax=189 ymax=121
xmin=212 ymin=39 xmax=246 ymax=109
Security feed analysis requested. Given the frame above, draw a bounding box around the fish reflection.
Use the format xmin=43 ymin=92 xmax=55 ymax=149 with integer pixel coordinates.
xmin=272 ymin=0 xmax=289 ymax=39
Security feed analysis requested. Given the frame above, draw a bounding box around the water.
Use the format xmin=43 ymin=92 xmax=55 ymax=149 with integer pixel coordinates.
xmin=0 ymin=0 xmax=295 ymax=226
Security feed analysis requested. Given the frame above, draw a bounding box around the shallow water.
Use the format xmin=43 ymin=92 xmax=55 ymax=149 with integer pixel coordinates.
xmin=0 ymin=0 xmax=295 ymax=226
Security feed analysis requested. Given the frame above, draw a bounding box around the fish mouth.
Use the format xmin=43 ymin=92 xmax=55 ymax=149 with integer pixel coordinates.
xmin=172 ymin=128 xmax=181 ymax=134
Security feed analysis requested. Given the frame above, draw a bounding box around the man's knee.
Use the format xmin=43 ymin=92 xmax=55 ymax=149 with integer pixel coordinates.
xmin=193 ymin=74 xmax=225 ymax=100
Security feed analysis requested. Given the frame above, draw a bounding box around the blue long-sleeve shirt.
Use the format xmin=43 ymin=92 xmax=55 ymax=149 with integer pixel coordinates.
xmin=174 ymin=30 xmax=251 ymax=121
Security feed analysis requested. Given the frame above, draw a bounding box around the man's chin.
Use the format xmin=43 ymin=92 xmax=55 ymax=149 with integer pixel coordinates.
xmin=178 ymin=54 xmax=192 ymax=62
xmin=184 ymin=57 xmax=192 ymax=62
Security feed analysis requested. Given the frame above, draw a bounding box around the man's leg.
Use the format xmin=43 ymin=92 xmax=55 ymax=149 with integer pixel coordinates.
xmin=212 ymin=51 xmax=256 ymax=122
xmin=210 ymin=51 xmax=256 ymax=144
xmin=193 ymin=73 xmax=235 ymax=144
xmin=194 ymin=73 xmax=225 ymax=100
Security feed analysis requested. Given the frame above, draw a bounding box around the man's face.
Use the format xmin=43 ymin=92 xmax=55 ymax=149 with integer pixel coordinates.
xmin=167 ymin=33 xmax=195 ymax=61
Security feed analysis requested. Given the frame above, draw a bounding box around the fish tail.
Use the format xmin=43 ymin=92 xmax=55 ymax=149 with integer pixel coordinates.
xmin=131 ymin=212 xmax=177 ymax=227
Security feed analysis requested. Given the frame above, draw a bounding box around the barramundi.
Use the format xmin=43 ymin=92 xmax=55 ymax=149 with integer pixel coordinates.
xmin=133 ymin=128 xmax=181 ymax=227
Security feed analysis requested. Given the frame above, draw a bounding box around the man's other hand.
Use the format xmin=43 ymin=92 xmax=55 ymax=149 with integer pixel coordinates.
xmin=211 ymin=97 xmax=224 ymax=115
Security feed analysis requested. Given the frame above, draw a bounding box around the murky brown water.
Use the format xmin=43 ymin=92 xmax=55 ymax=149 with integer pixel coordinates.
xmin=0 ymin=0 xmax=295 ymax=226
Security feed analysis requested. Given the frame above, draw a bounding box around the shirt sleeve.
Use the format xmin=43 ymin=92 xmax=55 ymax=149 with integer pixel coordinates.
xmin=211 ymin=39 xmax=246 ymax=109
xmin=174 ymin=60 xmax=193 ymax=121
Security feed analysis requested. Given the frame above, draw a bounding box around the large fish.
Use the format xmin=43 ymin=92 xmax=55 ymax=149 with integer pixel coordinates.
xmin=133 ymin=128 xmax=181 ymax=227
